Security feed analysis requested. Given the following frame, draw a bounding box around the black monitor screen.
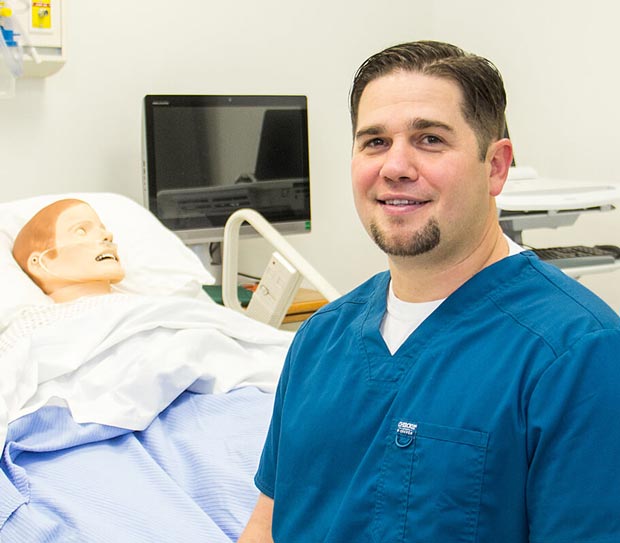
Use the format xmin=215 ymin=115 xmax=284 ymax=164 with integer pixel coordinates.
xmin=142 ymin=95 xmax=311 ymax=243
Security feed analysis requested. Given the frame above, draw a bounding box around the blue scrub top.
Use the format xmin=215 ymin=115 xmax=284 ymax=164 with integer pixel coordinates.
xmin=256 ymin=252 xmax=620 ymax=543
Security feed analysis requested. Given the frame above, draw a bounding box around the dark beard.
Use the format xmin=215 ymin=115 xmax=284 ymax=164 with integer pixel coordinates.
xmin=369 ymin=217 xmax=440 ymax=257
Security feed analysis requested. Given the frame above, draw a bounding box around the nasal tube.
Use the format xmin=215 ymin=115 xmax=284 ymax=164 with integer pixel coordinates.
xmin=36 ymin=241 xmax=121 ymax=283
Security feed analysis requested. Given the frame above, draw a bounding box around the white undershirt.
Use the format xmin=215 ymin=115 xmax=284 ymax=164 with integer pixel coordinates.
xmin=380 ymin=235 xmax=524 ymax=354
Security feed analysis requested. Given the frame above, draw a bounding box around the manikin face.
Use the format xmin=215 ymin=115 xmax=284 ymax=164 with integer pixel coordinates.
xmin=32 ymin=203 xmax=125 ymax=290
xmin=351 ymin=71 xmax=506 ymax=266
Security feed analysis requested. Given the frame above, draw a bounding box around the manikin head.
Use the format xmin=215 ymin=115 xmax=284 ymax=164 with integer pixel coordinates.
xmin=12 ymin=199 xmax=125 ymax=303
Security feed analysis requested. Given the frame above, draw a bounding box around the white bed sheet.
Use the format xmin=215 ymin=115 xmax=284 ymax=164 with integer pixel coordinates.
xmin=0 ymin=293 xmax=293 ymax=451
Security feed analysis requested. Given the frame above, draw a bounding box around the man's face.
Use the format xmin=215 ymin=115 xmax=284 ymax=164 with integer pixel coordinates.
xmin=40 ymin=203 xmax=125 ymax=286
xmin=351 ymin=70 xmax=505 ymax=266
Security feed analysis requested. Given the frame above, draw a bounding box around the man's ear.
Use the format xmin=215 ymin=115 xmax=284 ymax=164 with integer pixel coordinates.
xmin=487 ymin=138 xmax=513 ymax=197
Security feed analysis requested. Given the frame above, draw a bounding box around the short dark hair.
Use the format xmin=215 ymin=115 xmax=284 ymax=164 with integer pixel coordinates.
xmin=349 ymin=40 xmax=507 ymax=160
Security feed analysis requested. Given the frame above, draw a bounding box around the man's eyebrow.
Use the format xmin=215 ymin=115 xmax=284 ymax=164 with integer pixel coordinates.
xmin=354 ymin=125 xmax=385 ymax=140
xmin=355 ymin=118 xmax=455 ymax=140
xmin=408 ymin=118 xmax=454 ymax=133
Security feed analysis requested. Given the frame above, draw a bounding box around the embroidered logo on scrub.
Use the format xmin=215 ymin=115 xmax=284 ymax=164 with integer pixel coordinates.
xmin=395 ymin=421 xmax=417 ymax=448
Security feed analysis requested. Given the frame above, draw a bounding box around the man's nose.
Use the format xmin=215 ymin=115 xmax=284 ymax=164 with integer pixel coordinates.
xmin=379 ymin=141 xmax=419 ymax=183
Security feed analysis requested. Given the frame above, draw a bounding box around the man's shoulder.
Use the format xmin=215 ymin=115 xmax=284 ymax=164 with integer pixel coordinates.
xmin=296 ymin=271 xmax=389 ymax=330
xmin=319 ymin=270 xmax=389 ymax=311
xmin=488 ymin=252 xmax=620 ymax=336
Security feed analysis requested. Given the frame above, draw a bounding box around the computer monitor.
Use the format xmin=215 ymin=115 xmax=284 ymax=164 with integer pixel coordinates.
xmin=142 ymin=94 xmax=311 ymax=244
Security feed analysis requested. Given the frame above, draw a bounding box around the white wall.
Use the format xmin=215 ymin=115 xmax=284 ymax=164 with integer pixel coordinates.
xmin=1 ymin=0 xmax=618 ymax=309
xmin=426 ymin=0 xmax=620 ymax=309
xmin=0 ymin=0 xmax=427 ymax=293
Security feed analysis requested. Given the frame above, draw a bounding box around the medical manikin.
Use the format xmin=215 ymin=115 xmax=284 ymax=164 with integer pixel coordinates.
xmin=12 ymin=199 xmax=125 ymax=303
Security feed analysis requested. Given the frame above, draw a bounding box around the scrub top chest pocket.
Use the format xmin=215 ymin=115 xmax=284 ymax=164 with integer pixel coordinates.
xmin=373 ymin=419 xmax=489 ymax=543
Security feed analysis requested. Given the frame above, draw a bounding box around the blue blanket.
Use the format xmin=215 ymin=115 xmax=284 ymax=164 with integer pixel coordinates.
xmin=0 ymin=387 xmax=273 ymax=542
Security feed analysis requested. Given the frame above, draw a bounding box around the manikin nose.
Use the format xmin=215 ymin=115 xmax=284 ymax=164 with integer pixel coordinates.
xmin=101 ymin=228 xmax=113 ymax=243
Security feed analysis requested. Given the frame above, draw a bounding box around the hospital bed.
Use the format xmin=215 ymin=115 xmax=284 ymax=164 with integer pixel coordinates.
xmin=0 ymin=192 xmax=296 ymax=542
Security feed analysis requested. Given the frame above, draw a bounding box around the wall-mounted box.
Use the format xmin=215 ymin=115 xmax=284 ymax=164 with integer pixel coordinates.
xmin=14 ymin=0 xmax=65 ymax=77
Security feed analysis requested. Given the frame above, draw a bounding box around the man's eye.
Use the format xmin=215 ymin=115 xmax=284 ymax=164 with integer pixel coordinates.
xmin=75 ymin=227 xmax=87 ymax=236
xmin=422 ymin=135 xmax=443 ymax=145
xmin=364 ymin=137 xmax=386 ymax=148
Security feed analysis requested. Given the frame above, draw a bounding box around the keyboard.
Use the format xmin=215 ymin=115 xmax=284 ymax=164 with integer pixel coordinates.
xmin=531 ymin=245 xmax=620 ymax=268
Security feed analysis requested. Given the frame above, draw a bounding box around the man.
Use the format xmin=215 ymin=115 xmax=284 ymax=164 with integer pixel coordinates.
xmin=239 ymin=41 xmax=620 ymax=542
xmin=12 ymin=199 xmax=125 ymax=302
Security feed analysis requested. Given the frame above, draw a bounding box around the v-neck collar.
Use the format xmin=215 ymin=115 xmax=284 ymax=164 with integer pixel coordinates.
xmin=358 ymin=252 xmax=532 ymax=383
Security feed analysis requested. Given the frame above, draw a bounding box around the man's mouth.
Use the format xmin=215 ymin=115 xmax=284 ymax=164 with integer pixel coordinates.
xmin=379 ymin=198 xmax=429 ymax=206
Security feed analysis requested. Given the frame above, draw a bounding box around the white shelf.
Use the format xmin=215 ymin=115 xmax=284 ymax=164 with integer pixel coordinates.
xmin=558 ymin=260 xmax=620 ymax=279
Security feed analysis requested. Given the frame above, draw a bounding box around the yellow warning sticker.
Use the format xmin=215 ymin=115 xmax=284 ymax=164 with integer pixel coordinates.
xmin=32 ymin=1 xmax=52 ymax=30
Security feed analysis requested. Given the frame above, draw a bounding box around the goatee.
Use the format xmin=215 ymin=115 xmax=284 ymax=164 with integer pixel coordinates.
xmin=370 ymin=218 xmax=440 ymax=257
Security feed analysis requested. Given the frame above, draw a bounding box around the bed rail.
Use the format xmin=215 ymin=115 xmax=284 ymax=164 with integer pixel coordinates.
xmin=221 ymin=209 xmax=340 ymax=315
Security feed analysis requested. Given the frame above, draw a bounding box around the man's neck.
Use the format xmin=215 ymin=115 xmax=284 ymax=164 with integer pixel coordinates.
xmin=49 ymin=281 xmax=114 ymax=303
xmin=389 ymin=223 xmax=509 ymax=303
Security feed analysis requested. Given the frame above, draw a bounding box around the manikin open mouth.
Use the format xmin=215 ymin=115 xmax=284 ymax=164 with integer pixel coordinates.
xmin=95 ymin=253 xmax=118 ymax=262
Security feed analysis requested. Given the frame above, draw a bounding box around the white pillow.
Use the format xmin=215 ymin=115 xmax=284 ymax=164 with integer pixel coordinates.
xmin=0 ymin=192 xmax=215 ymax=329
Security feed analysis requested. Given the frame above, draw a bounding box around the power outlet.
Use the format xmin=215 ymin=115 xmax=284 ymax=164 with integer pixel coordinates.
xmin=245 ymin=252 xmax=302 ymax=327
